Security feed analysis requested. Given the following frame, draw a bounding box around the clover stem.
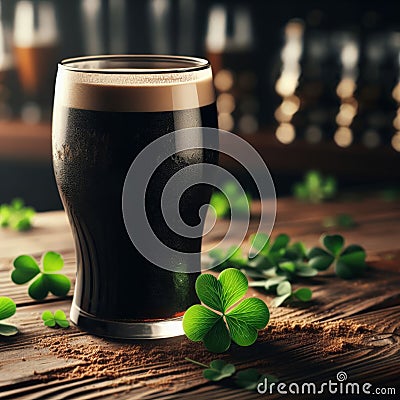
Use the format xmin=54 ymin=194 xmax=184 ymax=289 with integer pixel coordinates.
xmin=248 ymin=282 xmax=268 ymax=287
xmin=185 ymin=357 xmax=209 ymax=369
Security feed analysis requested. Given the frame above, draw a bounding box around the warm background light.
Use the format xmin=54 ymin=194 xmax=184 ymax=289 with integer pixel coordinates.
xmin=276 ymin=122 xmax=296 ymax=144
xmin=334 ymin=127 xmax=353 ymax=147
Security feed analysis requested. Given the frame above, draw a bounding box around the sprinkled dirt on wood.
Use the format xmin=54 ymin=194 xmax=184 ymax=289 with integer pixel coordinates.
xmin=34 ymin=319 xmax=373 ymax=383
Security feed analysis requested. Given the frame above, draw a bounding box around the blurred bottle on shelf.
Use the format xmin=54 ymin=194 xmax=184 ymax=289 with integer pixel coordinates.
xmin=293 ymin=29 xmax=331 ymax=145
xmin=148 ymin=0 xmax=172 ymax=54
xmin=81 ymin=0 xmax=105 ymax=55
xmin=273 ymin=19 xmax=304 ymax=144
xmin=332 ymin=33 xmax=359 ymax=148
xmin=13 ymin=0 xmax=59 ymax=123
xmin=108 ymin=0 xmax=127 ymax=54
xmin=206 ymin=3 xmax=258 ymax=134
xmin=272 ymin=6 xmax=400 ymax=153
xmin=357 ymin=33 xmax=386 ymax=149
xmin=177 ymin=0 xmax=196 ymax=55
xmin=387 ymin=32 xmax=400 ymax=152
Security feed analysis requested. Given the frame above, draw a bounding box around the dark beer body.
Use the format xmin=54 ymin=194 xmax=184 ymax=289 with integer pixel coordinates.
xmin=53 ymin=104 xmax=218 ymax=320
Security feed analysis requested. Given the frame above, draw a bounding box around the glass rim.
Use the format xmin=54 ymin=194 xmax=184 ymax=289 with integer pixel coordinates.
xmin=59 ymin=54 xmax=211 ymax=74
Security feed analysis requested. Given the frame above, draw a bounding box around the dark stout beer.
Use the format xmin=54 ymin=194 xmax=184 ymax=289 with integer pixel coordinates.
xmin=52 ymin=56 xmax=218 ymax=338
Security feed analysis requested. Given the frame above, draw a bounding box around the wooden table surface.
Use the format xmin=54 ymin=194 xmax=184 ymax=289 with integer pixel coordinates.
xmin=0 ymin=197 xmax=399 ymax=399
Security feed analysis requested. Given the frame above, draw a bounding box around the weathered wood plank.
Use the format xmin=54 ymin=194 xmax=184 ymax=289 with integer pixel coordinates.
xmin=1 ymin=196 xmax=399 ymax=307
xmin=1 ymin=252 xmax=399 ymax=397
xmin=0 ymin=211 xmax=74 ymax=262
xmin=1 ymin=304 xmax=399 ymax=399
xmin=0 ymin=197 xmax=399 ymax=399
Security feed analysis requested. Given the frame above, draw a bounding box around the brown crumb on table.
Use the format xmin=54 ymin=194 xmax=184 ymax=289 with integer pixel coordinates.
xmin=264 ymin=319 xmax=370 ymax=355
xmin=34 ymin=319 xmax=372 ymax=385
xmin=35 ymin=331 xmax=212 ymax=383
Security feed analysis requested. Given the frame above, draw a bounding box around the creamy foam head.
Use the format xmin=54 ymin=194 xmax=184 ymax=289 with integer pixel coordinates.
xmin=54 ymin=55 xmax=215 ymax=112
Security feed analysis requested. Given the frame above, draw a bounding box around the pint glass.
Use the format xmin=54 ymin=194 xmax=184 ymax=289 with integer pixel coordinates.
xmin=52 ymin=55 xmax=218 ymax=338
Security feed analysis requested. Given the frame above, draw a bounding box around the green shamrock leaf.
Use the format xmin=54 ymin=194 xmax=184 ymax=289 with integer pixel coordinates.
xmin=293 ymin=171 xmax=337 ymax=203
xmin=249 ymin=233 xmax=289 ymax=258
xmin=203 ymin=360 xmax=236 ymax=381
xmin=278 ymin=261 xmax=296 ymax=274
xmin=183 ymin=268 xmax=269 ymax=353
xmin=235 ymin=368 xmax=278 ymax=391
xmin=271 ymin=281 xmax=312 ymax=307
xmin=246 ymin=255 xmax=275 ymax=272
xmin=269 ymin=234 xmax=290 ymax=254
xmin=294 ymin=262 xmax=319 ymax=277
xmin=308 ymin=234 xmax=367 ymax=279
xmin=249 ymin=275 xmax=287 ymax=290
xmin=185 ymin=358 xmax=278 ymax=391
xmin=293 ymin=287 xmax=313 ymax=302
xmin=323 ymin=234 xmax=344 ymax=257
xmin=231 ymin=193 xmax=251 ymax=217
xmin=335 ymin=244 xmax=367 ymax=279
xmin=12 ymin=252 xmax=71 ymax=300
xmin=41 ymin=309 xmax=70 ymax=328
xmin=12 ymin=255 xmax=40 ymax=284
xmin=42 ymin=251 xmax=64 ymax=272
xmin=248 ymin=234 xmax=317 ymax=280
xmin=208 ymin=245 xmax=247 ymax=271
xmin=308 ymin=247 xmax=334 ymax=271
xmin=28 ymin=275 xmax=49 ymax=299
xmin=45 ymin=274 xmax=71 ymax=296
xmin=0 ymin=198 xmax=35 ymax=231
xmin=209 ymin=192 xmax=229 ymax=218
xmin=248 ymin=233 xmax=292 ymax=272
xmin=225 ymin=297 xmax=269 ymax=346
xmin=249 ymin=232 xmax=270 ymax=257
xmin=271 ymin=281 xmax=293 ymax=307
xmin=249 ymin=233 xmax=311 ymax=275
xmin=222 ymin=182 xmax=252 ymax=217
xmin=211 ymin=233 xmax=312 ymax=279
xmin=209 ymin=181 xmax=252 ymax=219
xmin=0 ymin=296 xmax=19 ymax=336
xmin=284 ymin=241 xmax=308 ymax=260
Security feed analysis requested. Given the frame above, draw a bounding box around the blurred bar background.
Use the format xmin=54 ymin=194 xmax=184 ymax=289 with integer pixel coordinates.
xmin=0 ymin=0 xmax=399 ymax=210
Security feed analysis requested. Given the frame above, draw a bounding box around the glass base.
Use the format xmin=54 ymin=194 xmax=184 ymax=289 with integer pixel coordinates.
xmin=70 ymin=302 xmax=185 ymax=339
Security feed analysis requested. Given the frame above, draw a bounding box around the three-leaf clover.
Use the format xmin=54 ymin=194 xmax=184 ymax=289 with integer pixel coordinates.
xmin=185 ymin=358 xmax=278 ymax=391
xmin=0 ymin=297 xmax=19 ymax=336
xmin=244 ymin=233 xmax=286 ymax=273
xmin=41 ymin=310 xmax=70 ymax=328
xmin=270 ymin=281 xmax=312 ymax=307
xmin=293 ymin=170 xmax=337 ymax=203
xmin=11 ymin=252 xmax=71 ymax=300
xmin=235 ymin=368 xmax=278 ymax=390
xmin=248 ymin=233 xmax=318 ymax=279
xmin=308 ymin=234 xmax=367 ymax=279
xmin=183 ymin=268 xmax=269 ymax=353
xmin=185 ymin=358 xmax=236 ymax=381
xmin=249 ymin=233 xmax=289 ymax=260
xmin=0 ymin=198 xmax=35 ymax=231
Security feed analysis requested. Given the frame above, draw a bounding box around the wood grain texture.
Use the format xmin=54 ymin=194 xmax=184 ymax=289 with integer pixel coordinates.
xmin=0 ymin=197 xmax=399 ymax=399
